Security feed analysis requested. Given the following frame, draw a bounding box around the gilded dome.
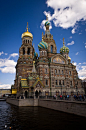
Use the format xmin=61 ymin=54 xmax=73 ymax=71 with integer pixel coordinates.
xmin=38 ymin=40 xmax=48 ymax=49
xmin=21 ymin=22 xmax=33 ymax=39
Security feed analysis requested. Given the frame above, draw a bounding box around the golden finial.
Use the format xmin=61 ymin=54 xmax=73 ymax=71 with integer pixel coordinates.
xmin=46 ymin=15 xmax=48 ymax=20
xmin=27 ymin=22 xmax=28 ymax=32
xmin=63 ymin=38 xmax=65 ymax=45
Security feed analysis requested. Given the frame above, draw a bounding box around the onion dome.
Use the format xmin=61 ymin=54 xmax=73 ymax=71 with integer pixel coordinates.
xmin=38 ymin=40 xmax=48 ymax=49
xmin=34 ymin=52 xmax=38 ymax=57
xmin=45 ymin=21 xmax=50 ymax=26
xmin=21 ymin=22 xmax=33 ymax=39
xmin=45 ymin=15 xmax=50 ymax=26
xmin=60 ymin=38 xmax=69 ymax=54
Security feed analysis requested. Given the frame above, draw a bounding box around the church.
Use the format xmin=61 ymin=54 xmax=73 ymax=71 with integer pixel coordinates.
xmin=13 ymin=17 xmax=84 ymax=97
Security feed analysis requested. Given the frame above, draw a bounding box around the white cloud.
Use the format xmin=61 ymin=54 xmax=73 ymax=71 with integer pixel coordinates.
xmin=42 ymin=0 xmax=86 ymax=32
xmin=75 ymin=52 xmax=79 ymax=55
xmin=71 ymin=28 xmax=76 ymax=34
xmin=0 ymin=58 xmax=16 ymax=73
xmin=67 ymin=41 xmax=74 ymax=45
xmin=79 ymin=33 xmax=82 ymax=35
xmin=70 ymin=36 xmax=72 ymax=39
xmin=0 ymin=51 xmax=4 ymax=56
xmin=74 ymin=62 xmax=86 ymax=80
xmin=10 ymin=53 xmax=18 ymax=57
xmin=5 ymin=53 xmax=8 ymax=55
xmin=85 ymin=43 xmax=86 ymax=44
xmin=83 ymin=62 xmax=86 ymax=64
xmin=85 ymin=46 xmax=86 ymax=48
xmin=0 ymin=84 xmax=11 ymax=89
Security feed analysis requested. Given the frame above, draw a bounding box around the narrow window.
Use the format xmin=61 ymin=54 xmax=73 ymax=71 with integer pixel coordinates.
xmin=26 ymin=40 xmax=27 ymax=43
xmin=27 ymin=48 xmax=30 ymax=55
xmin=59 ymin=70 xmax=60 ymax=74
xmin=59 ymin=80 xmax=61 ymax=85
xmin=23 ymin=48 xmax=25 ymax=55
xmin=69 ymin=71 xmax=71 ymax=75
xmin=55 ymin=69 xmax=57 ymax=73
xmin=56 ymin=80 xmax=57 ymax=85
xmin=46 ymin=34 xmax=47 ymax=38
xmin=45 ymin=69 xmax=47 ymax=73
xmin=70 ymin=81 xmax=72 ymax=85
xmin=62 ymin=70 xmax=63 ymax=74
xmin=46 ymin=80 xmax=48 ymax=85
xmin=63 ymin=80 xmax=64 ymax=85
xmin=51 ymin=45 xmax=53 ymax=53
xmin=28 ymin=40 xmax=29 ymax=43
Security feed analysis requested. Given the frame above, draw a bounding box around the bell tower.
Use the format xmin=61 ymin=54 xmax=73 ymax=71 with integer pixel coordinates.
xmin=14 ymin=23 xmax=35 ymax=91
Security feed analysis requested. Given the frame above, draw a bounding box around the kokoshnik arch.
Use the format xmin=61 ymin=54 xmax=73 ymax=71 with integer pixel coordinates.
xmin=12 ymin=17 xmax=85 ymax=97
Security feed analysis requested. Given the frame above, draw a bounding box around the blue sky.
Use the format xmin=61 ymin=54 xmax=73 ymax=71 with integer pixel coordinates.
xmin=0 ymin=0 xmax=86 ymax=89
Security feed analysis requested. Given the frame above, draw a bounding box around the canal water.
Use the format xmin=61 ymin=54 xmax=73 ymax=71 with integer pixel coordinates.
xmin=0 ymin=101 xmax=86 ymax=130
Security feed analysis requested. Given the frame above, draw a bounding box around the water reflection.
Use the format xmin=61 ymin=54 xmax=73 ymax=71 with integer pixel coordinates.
xmin=0 ymin=101 xmax=86 ymax=130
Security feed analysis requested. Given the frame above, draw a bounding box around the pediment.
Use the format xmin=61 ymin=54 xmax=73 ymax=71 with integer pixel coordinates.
xmin=51 ymin=54 xmax=68 ymax=64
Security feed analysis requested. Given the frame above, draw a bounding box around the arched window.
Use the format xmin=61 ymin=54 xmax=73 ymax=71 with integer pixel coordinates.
xmin=65 ymin=55 xmax=66 ymax=58
xmin=46 ymin=34 xmax=47 ymax=38
xmin=63 ymin=80 xmax=64 ymax=85
xmin=56 ymin=80 xmax=57 ymax=85
xmin=59 ymin=70 xmax=60 ymax=74
xmin=27 ymin=48 xmax=30 ymax=55
xmin=51 ymin=45 xmax=53 ymax=53
xmin=26 ymin=40 xmax=27 ymax=43
xmin=28 ymin=40 xmax=29 ymax=43
xmin=23 ymin=48 xmax=25 ymax=55
xmin=62 ymin=70 xmax=63 ymax=74
xmin=42 ymin=51 xmax=43 ymax=55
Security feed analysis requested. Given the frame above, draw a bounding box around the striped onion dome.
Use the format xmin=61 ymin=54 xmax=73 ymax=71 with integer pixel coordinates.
xmin=45 ymin=21 xmax=50 ymax=26
xmin=38 ymin=40 xmax=48 ymax=49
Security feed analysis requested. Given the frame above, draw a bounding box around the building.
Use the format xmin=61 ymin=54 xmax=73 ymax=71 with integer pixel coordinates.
xmin=13 ymin=17 xmax=84 ymax=97
xmin=0 ymin=89 xmax=11 ymax=97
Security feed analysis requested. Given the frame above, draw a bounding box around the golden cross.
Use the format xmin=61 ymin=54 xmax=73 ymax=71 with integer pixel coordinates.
xmin=27 ymin=22 xmax=28 ymax=31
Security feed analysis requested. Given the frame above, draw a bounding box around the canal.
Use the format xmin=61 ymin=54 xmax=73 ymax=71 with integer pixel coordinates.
xmin=0 ymin=101 xmax=86 ymax=130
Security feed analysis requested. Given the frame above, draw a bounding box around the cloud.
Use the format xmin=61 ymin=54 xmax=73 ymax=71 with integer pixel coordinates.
xmin=74 ymin=62 xmax=86 ymax=80
xmin=79 ymin=33 xmax=82 ymax=35
xmin=67 ymin=41 xmax=74 ymax=45
xmin=0 ymin=84 xmax=11 ymax=89
xmin=83 ymin=62 xmax=86 ymax=64
xmin=0 ymin=58 xmax=16 ymax=73
xmin=70 ymin=36 xmax=72 ymax=39
xmin=0 ymin=51 xmax=4 ymax=56
xmin=5 ymin=53 xmax=8 ymax=55
xmin=42 ymin=0 xmax=86 ymax=32
xmin=71 ymin=28 xmax=76 ymax=34
xmin=85 ymin=46 xmax=86 ymax=48
xmin=10 ymin=53 xmax=18 ymax=57
xmin=75 ymin=52 xmax=79 ymax=55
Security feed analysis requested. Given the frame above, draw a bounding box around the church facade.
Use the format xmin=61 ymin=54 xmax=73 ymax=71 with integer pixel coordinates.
xmin=13 ymin=18 xmax=84 ymax=97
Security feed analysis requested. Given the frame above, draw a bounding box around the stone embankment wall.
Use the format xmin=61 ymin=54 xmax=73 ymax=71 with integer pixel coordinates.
xmin=6 ymin=98 xmax=38 ymax=106
xmin=6 ymin=98 xmax=86 ymax=117
xmin=39 ymin=99 xmax=86 ymax=117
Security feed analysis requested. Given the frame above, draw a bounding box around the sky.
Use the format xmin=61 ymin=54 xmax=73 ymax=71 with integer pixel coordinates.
xmin=0 ymin=0 xmax=86 ymax=89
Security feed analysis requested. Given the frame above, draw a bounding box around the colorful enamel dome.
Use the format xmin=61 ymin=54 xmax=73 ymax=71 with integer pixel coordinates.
xmin=60 ymin=45 xmax=69 ymax=54
xmin=38 ymin=40 xmax=48 ymax=49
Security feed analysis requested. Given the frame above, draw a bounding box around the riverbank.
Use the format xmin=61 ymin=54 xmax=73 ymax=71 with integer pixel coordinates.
xmin=6 ymin=98 xmax=86 ymax=117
